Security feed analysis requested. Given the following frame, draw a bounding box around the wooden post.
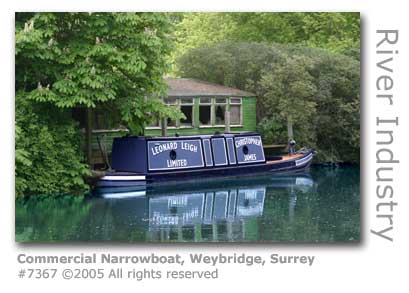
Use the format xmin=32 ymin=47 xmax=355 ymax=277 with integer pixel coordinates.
xmin=225 ymin=110 xmax=231 ymax=133
xmin=161 ymin=117 xmax=167 ymax=137
xmin=225 ymin=101 xmax=231 ymax=133
xmin=85 ymin=108 xmax=93 ymax=166
xmin=287 ymin=116 xmax=294 ymax=140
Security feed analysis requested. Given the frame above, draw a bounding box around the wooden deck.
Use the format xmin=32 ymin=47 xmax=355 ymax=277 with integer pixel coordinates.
xmin=266 ymin=152 xmax=303 ymax=163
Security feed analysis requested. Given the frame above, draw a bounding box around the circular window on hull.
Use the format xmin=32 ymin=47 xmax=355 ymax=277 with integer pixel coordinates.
xmin=242 ymin=145 xmax=249 ymax=155
xmin=170 ymin=150 xmax=177 ymax=160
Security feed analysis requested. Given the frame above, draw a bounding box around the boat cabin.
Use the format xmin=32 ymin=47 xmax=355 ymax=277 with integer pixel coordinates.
xmin=111 ymin=133 xmax=265 ymax=173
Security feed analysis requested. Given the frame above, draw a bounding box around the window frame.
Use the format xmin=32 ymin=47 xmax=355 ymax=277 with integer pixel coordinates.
xmin=145 ymin=96 xmax=245 ymax=131
xmin=229 ymin=97 xmax=243 ymax=126
xmin=146 ymin=97 xmax=195 ymax=130
xmin=179 ymin=97 xmax=194 ymax=128
xmin=214 ymin=97 xmax=227 ymax=127
xmin=198 ymin=97 xmax=213 ymax=127
xmin=165 ymin=97 xmax=179 ymax=129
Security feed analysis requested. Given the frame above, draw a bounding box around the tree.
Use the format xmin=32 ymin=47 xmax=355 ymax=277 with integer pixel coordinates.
xmin=177 ymin=42 xmax=360 ymax=163
xmin=170 ymin=13 xmax=236 ymax=66
xmin=170 ymin=12 xmax=360 ymax=69
xmin=259 ymin=55 xmax=318 ymax=143
xmin=15 ymin=93 xmax=90 ymax=196
xmin=16 ymin=12 xmax=182 ymax=132
xmin=15 ymin=13 xmax=181 ymax=196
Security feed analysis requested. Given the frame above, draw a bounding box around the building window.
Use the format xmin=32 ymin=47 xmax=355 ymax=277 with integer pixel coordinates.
xmin=147 ymin=116 xmax=160 ymax=128
xmin=180 ymin=97 xmax=193 ymax=127
xmin=164 ymin=97 xmax=177 ymax=105
xmin=161 ymin=97 xmax=194 ymax=128
xmin=164 ymin=97 xmax=178 ymax=128
xmin=145 ymin=96 xmax=244 ymax=130
xmin=214 ymin=97 xmax=227 ymax=126
xmin=230 ymin=97 xmax=242 ymax=125
xmin=199 ymin=97 xmax=212 ymax=126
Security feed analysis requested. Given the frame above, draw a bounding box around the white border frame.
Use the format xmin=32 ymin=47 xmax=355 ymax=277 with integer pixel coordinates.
xmin=226 ymin=137 xmax=237 ymax=164
xmin=211 ymin=137 xmax=228 ymax=166
xmin=147 ymin=139 xmax=205 ymax=171
xmin=202 ymin=138 xmax=214 ymax=166
xmin=234 ymin=135 xmax=266 ymax=164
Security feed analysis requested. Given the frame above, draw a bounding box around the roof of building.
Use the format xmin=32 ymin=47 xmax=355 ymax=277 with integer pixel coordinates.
xmin=166 ymin=78 xmax=256 ymax=97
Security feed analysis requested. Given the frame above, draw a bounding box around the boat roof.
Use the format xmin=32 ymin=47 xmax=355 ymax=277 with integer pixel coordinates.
xmin=144 ymin=132 xmax=260 ymax=140
xmin=166 ymin=78 xmax=256 ymax=97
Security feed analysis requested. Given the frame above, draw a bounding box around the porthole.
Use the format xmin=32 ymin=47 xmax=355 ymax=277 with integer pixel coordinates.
xmin=243 ymin=145 xmax=249 ymax=155
xmin=170 ymin=206 xmax=177 ymax=214
xmin=169 ymin=150 xmax=177 ymax=160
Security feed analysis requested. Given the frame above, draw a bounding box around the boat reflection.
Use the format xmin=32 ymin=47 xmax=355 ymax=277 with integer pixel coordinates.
xmin=92 ymin=174 xmax=315 ymax=242
xmin=149 ymin=187 xmax=266 ymax=227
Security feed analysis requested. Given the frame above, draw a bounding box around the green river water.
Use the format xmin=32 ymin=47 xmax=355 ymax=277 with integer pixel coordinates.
xmin=15 ymin=165 xmax=360 ymax=243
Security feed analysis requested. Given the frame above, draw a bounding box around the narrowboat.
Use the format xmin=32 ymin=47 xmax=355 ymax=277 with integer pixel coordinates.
xmin=97 ymin=132 xmax=315 ymax=188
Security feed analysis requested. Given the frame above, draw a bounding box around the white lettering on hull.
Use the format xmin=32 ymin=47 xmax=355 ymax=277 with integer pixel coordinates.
xmin=244 ymin=154 xmax=257 ymax=161
xmin=151 ymin=142 xmax=177 ymax=156
xmin=181 ymin=142 xmax=198 ymax=153
xmin=151 ymin=141 xmax=198 ymax=156
xmin=235 ymin=137 xmax=262 ymax=148
xmin=167 ymin=159 xmax=188 ymax=168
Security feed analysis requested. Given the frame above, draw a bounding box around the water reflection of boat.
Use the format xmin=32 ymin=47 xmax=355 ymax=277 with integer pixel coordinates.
xmin=92 ymin=174 xmax=315 ymax=241
xmin=149 ymin=187 xmax=266 ymax=228
xmin=95 ymin=173 xmax=314 ymax=196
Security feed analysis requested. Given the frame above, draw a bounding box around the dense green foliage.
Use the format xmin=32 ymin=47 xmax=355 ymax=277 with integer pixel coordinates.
xmin=15 ymin=93 xmax=91 ymax=196
xmin=15 ymin=13 xmax=179 ymax=196
xmin=171 ymin=12 xmax=360 ymax=68
xmin=16 ymin=12 xmax=182 ymax=133
xmin=178 ymin=42 xmax=360 ymax=163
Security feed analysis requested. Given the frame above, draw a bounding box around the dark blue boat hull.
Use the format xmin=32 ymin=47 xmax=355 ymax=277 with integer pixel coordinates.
xmin=97 ymin=150 xmax=314 ymax=188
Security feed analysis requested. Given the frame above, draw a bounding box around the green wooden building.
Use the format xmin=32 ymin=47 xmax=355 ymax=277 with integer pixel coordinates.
xmin=145 ymin=78 xmax=257 ymax=136
xmin=86 ymin=78 xmax=257 ymax=166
